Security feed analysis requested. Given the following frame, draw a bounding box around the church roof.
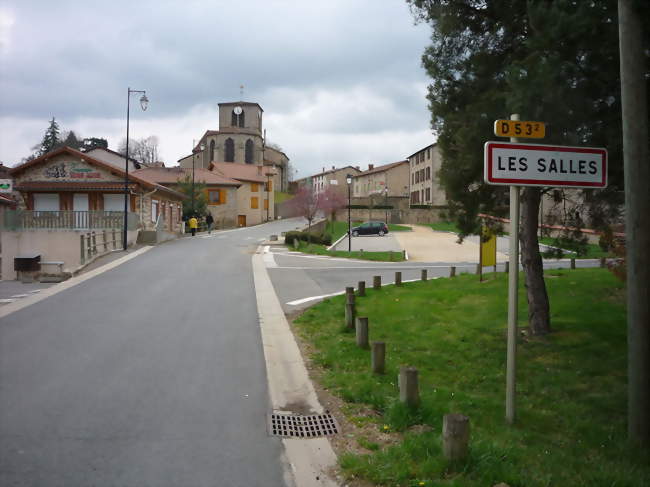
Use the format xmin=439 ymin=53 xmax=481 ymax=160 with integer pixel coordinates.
xmin=209 ymin=162 xmax=275 ymax=184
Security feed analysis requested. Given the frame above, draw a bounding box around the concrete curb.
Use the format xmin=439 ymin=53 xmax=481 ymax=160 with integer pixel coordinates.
xmin=252 ymin=248 xmax=339 ymax=487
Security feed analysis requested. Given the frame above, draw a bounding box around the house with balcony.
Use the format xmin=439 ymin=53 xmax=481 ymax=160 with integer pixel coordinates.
xmin=1 ymin=146 xmax=185 ymax=280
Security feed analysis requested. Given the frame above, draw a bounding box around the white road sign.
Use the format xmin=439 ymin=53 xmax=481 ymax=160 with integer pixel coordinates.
xmin=0 ymin=179 xmax=12 ymax=193
xmin=484 ymin=142 xmax=607 ymax=188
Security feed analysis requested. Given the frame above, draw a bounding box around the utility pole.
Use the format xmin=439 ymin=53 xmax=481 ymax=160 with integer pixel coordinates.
xmin=618 ymin=0 xmax=650 ymax=447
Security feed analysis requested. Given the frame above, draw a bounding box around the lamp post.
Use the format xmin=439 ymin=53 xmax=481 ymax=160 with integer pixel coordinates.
xmin=192 ymin=142 xmax=205 ymax=216
xmin=124 ymin=88 xmax=148 ymax=251
xmin=346 ymin=174 xmax=353 ymax=252
xmin=384 ymin=186 xmax=389 ymax=225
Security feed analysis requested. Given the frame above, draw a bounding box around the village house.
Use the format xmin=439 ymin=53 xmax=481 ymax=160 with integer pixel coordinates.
xmin=407 ymin=143 xmax=447 ymax=206
xmin=352 ymin=160 xmax=410 ymax=199
xmin=1 ymin=146 xmax=185 ymax=279
xmin=308 ymin=165 xmax=362 ymax=197
xmin=133 ymin=166 xmax=241 ymax=228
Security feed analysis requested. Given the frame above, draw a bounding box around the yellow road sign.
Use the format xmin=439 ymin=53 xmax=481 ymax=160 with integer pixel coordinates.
xmin=494 ymin=119 xmax=545 ymax=139
xmin=480 ymin=226 xmax=497 ymax=268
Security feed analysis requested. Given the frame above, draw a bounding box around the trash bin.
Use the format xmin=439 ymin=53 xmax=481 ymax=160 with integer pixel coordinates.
xmin=14 ymin=254 xmax=41 ymax=272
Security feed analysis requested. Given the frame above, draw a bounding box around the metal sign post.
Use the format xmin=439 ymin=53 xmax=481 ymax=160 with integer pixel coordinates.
xmin=506 ymin=114 xmax=520 ymax=425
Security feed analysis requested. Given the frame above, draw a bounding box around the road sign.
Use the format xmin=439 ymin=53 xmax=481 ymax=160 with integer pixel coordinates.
xmin=494 ymin=119 xmax=545 ymax=138
xmin=0 ymin=179 xmax=12 ymax=193
xmin=484 ymin=142 xmax=607 ymax=188
xmin=480 ymin=226 xmax=497 ymax=268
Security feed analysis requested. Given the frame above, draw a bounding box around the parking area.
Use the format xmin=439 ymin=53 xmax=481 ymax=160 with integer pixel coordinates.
xmin=332 ymin=233 xmax=403 ymax=253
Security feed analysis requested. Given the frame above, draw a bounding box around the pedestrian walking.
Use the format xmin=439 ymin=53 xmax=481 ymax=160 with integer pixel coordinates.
xmin=206 ymin=213 xmax=214 ymax=234
xmin=188 ymin=215 xmax=198 ymax=236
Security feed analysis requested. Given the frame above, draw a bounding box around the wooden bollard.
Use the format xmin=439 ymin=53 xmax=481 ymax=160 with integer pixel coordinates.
xmin=504 ymin=261 xmax=509 ymax=274
xmin=356 ymin=317 xmax=369 ymax=348
xmin=357 ymin=281 xmax=366 ymax=297
xmin=399 ymin=366 xmax=419 ymax=407
xmin=600 ymin=257 xmax=606 ymax=268
xmin=570 ymin=258 xmax=576 ymax=270
xmin=346 ymin=286 xmax=355 ymax=298
xmin=395 ymin=271 xmax=402 ymax=286
xmin=345 ymin=303 xmax=356 ymax=329
xmin=373 ymin=275 xmax=381 ymax=290
xmin=442 ymin=413 xmax=470 ymax=461
xmin=421 ymin=269 xmax=427 ymax=281
xmin=450 ymin=266 xmax=456 ymax=278
xmin=371 ymin=341 xmax=385 ymax=374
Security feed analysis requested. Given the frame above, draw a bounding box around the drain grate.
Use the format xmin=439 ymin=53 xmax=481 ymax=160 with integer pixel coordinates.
xmin=269 ymin=412 xmax=339 ymax=438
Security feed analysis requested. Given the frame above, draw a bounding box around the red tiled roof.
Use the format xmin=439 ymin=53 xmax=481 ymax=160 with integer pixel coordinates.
xmin=9 ymin=146 xmax=185 ymax=200
xmin=14 ymin=181 xmax=135 ymax=191
xmin=209 ymin=162 xmax=275 ymax=183
xmin=0 ymin=194 xmax=15 ymax=205
xmin=133 ymin=167 xmax=241 ymax=186
xmin=356 ymin=160 xmax=408 ymax=177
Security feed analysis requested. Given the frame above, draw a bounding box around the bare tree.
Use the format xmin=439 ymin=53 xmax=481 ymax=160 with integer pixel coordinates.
xmin=119 ymin=136 xmax=160 ymax=166
xmin=289 ymin=186 xmax=322 ymax=241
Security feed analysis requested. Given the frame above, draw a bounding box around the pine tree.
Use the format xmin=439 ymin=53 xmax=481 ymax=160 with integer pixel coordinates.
xmin=407 ymin=0 xmax=636 ymax=335
xmin=39 ymin=117 xmax=61 ymax=156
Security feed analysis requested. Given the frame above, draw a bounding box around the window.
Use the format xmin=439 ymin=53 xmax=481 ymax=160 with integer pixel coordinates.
xmin=426 ymin=188 xmax=431 ymax=201
xmin=209 ymin=140 xmax=215 ymax=162
xmin=427 ymin=148 xmax=430 ymax=159
xmin=225 ymin=138 xmax=234 ymax=162
xmin=426 ymin=167 xmax=431 ymax=180
xmin=265 ymin=180 xmax=272 ymax=192
xmin=245 ymin=139 xmax=254 ymax=164
xmin=208 ymin=189 xmax=225 ymax=205
xmin=412 ymin=174 xmax=414 ymax=185
xmin=251 ymin=183 xmax=259 ymax=192
xmin=151 ymin=200 xmax=159 ymax=222
xmin=251 ymin=196 xmax=259 ymax=209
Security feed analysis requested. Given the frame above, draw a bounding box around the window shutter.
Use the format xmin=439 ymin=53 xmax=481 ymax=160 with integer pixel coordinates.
xmin=220 ymin=189 xmax=226 ymax=204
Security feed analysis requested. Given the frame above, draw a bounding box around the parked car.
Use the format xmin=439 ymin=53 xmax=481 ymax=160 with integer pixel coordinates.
xmin=350 ymin=221 xmax=389 ymax=237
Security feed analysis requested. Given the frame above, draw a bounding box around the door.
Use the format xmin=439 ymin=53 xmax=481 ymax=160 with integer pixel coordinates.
xmin=73 ymin=193 xmax=89 ymax=228
xmin=238 ymin=215 xmax=246 ymax=227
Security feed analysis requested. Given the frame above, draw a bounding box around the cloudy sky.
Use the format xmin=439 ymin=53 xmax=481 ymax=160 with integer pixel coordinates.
xmin=0 ymin=0 xmax=435 ymax=178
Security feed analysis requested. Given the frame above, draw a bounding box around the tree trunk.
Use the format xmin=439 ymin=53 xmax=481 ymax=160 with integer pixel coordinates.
xmin=520 ymin=187 xmax=551 ymax=335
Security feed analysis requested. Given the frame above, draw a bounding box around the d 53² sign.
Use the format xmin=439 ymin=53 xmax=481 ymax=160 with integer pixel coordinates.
xmin=494 ymin=119 xmax=545 ymax=139
xmin=484 ymin=142 xmax=607 ymax=188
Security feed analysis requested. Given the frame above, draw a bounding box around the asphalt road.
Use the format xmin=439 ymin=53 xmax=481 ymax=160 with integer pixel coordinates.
xmin=0 ymin=218 xmax=306 ymax=487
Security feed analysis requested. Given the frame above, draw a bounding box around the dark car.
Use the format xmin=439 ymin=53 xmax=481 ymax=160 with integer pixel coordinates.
xmin=350 ymin=221 xmax=389 ymax=237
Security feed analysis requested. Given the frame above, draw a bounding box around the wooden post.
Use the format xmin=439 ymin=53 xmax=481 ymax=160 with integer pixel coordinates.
xmin=91 ymin=232 xmax=97 ymax=254
xmin=442 ymin=414 xmax=470 ymax=461
xmin=570 ymin=258 xmax=576 ymax=270
xmin=345 ymin=291 xmax=356 ymax=330
xmin=395 ymin=271 xmax=402 ymax=286
xmin=356 ymin=317 xmax=369 ymax=348
xmin=371 ymin=341 xmax=385 ymax=374
xmin=421 ymin=269 xmax=427 ymax=281
xmin=505 ymin=261 xmax=509 ymax=274
xmin=103 ymin=230 xmax=108 ymax=252
xmin=80 ymin=234 xmax=85 ymax=264
xmin=357 ymin=281 xmax=366 ymax=297
xmin=346 ymin=286 xmax=355 ymax=298
xmin=373 ymin=275 xmax=381 ymax=290
xmin=112 ymin=228 xmax=116 ymax=249
xmin=600 ymin=257 xmax=607 ymax=268
xmin=399 ymin=366 xmax=419 ymax=407
xmin=450 ymin=266 xmax=456 ymax=278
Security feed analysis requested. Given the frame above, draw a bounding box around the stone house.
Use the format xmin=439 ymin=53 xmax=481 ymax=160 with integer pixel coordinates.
xmin=352 ymin=160 xmax=410 ymax=199
xmin=209 ymin=162 xmax=275 ymax=227
xmin=133 ymin=167 xmax=241 ymax=229
xmin=407 ymin=143 xmax=447 ymax=206
xmin=310 ymin=165 xmax=362 ymax=197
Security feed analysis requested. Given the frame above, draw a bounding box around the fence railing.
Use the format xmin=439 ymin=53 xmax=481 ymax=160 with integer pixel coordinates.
xmin=1 ymin=210 xmax=138 ymax=231
xmin=80 ymin=229 xmax=122 ymax=265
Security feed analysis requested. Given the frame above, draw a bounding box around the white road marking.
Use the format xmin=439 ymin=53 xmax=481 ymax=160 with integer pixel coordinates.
xmin=0 ymin=299 xmax=16 ymax=304
xmin=11 ymin=294 xmax=29 ymax=298
xmin=263 ymin=249 xmax=277 ymax=268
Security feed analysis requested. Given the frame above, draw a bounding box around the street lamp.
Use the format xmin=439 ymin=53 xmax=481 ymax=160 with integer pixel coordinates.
xmin=124 ymin=88 xmax=148 ymax=250
xmin=192 ymin=142 xmax=205 ymax=216
xmin=384 ymin=186 xmax=389 ymax=225
xmin=346 ymin=174 xmax=353 ymax=252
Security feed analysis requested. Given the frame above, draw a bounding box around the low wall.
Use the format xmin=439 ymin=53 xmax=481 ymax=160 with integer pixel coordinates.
xmin=0 ymin=229 xmax=138 ymax=280
xmin=334 ymin=207 xmax=447 ymax=225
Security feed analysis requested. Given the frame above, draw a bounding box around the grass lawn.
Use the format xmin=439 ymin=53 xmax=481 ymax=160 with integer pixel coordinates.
xmin=274 ymin=191 xmax=293 ymax=204
xmin=538 ymin=236 xmax=613 ymax=259
xmin=293 ymin=269 xmax=647 ymax=486
xmin=294 ymin=241 xmax=406 ymax=262
xmin=427 ymin=221 xmax=462 ymax=233
xmin=325 ymin=220 xmax=412 ymax=242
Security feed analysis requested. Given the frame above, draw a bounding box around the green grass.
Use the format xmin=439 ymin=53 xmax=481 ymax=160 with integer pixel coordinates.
xmin=427 ymin=221 xmax=462 ymax=233
xmin=539 ymin=236 xmax=613 ymax=259
xmin=295 ymin=241 xmax=406 ymax=262
xmin=294 ymin=269 xmax=646 ymax=486
xmin=324 ymin=221 xmax=412 ymax=242
xmin=274 ymin=191 xmax=293 ymax=204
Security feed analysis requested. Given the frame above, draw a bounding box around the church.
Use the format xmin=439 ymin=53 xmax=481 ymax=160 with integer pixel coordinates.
xmin=178 ymin=101 xmax=289 ymax=193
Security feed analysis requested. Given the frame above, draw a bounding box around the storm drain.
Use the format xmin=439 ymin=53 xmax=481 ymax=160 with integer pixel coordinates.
xmin=269 ymin=412 xmax=339 ymax=438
